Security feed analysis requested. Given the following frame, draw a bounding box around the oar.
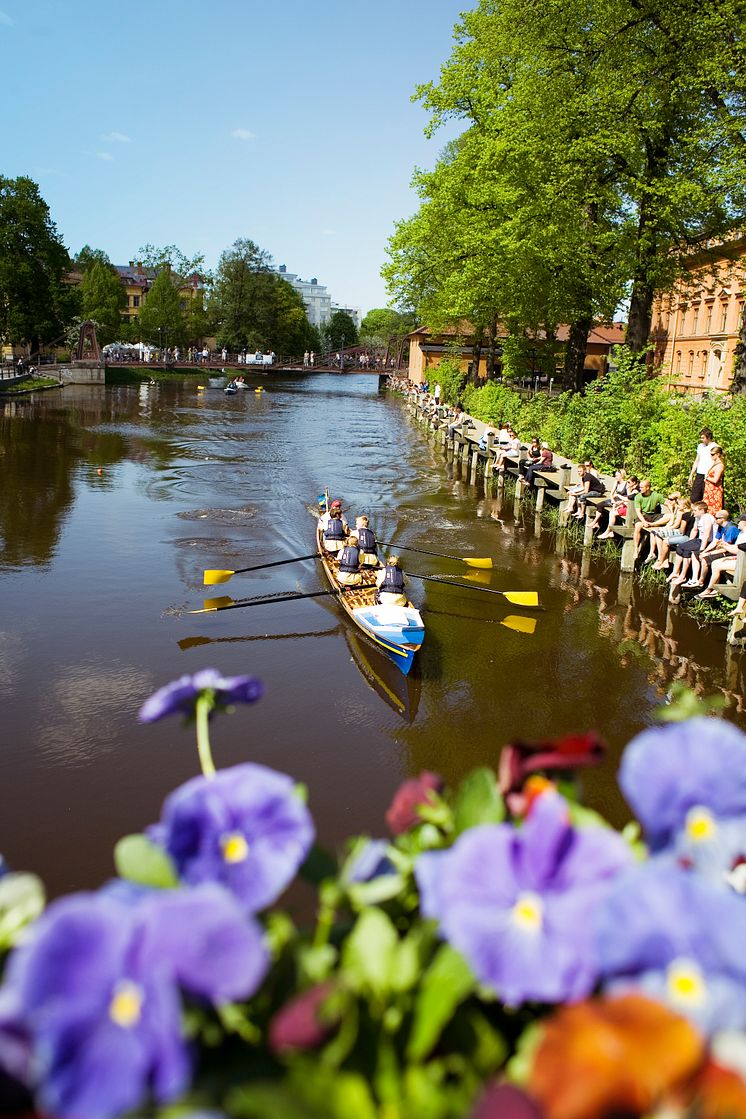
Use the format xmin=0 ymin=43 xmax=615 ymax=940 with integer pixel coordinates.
xmin=377 ymin=541 xmax=493 ymax=569
xmin=204 ymin=552 xmax=319 ymax=585
xmin=407 ymin=571 xmax=539 ymax=608
xmin=501 ymin=615 xmax=538 ymax=635
xmin=190 ymin=589 xmax=338 ymax=614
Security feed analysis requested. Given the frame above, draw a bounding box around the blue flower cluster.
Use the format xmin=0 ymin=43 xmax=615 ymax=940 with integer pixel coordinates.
xmin=416 ymin=718 xmax=746 ymax=1035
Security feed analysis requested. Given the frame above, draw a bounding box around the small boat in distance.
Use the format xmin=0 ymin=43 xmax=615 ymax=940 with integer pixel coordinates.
xmin=315 ymin=495 xmax=424 ymax=675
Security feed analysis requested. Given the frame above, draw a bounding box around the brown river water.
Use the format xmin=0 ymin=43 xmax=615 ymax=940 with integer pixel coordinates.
xmin=2 ymin=373 xmax=744 ymax=897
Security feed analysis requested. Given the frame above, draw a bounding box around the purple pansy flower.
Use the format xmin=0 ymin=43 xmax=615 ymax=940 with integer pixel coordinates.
xmin=597 ymin=861 xmax=746 ymax=1035
xmin=0 ymin=885 xmax=268 ymax=1119
xmin=156 ymin=763 xmax=314 ymax=913
xmin=415 ymin=792 xmax=631 ymax=1005
xmin=343 ymin=839 xmax=395 ymax=885
xmin=673 ymin=810 xmax=746 ymax=889
xmin=620 ymin=719 xmax=746 ymax=851
xmin=138 ymin=669 xmax=263 ymax=723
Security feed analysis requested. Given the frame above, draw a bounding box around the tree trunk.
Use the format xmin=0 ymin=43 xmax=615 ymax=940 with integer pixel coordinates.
xmin=487 ymin=318 xmax=498 ymax=380
xmin=471 ymin=327 xmax=484 ymax=386
xmin=564 ymin=317 xmax=592 ymax=393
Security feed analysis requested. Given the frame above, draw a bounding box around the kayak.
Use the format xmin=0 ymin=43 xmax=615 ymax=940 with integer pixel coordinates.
xmin=315 ymin=499 xmax=424 ymax=675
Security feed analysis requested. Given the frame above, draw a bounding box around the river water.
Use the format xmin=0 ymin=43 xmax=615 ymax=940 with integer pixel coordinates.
xmin=2 ymin=373 xmax=744 ymax=896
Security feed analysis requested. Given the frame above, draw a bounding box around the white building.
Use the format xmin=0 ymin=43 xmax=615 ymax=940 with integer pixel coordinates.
xmin=331 ymin=303 xmax=362 ymax=331
xmin=273 ymin=265 xmax=331 ymax=328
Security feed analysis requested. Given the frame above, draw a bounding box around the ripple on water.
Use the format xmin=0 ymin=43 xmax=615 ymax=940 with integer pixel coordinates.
xmin=177 ymin=507 xmax=257 ymax=525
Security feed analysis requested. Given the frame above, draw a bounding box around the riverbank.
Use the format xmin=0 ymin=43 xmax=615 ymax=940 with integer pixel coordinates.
xmin=0 ymin=376 xmax=63 ymax=395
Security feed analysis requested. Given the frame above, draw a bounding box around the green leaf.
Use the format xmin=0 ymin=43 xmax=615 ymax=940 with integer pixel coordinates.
xmin=348 ymin=873 xmax=405 ymax=909
xmin=332 ymin=1073 xmax=378 ymax=1119
xmin=407 ymin=944 xmax=475 ymax=1061
xmin=452 ymin=768 xmax=504 ymax=834
xmin=228 ymin=1082 xmax=320 ymax=1119
xmin=113 ymin=833 xmax=179 ymax=888
xmin=0 ymin=872 xmax=45 ymax=950
xmin=341 ymin=908 xmax=398 ymax=998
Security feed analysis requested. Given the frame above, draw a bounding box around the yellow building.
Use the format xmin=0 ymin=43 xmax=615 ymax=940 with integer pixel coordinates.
xmin=651 ymin=233 xmax=745 ymax=394
xmin=115 ymin=263 xmax=204 ymax=326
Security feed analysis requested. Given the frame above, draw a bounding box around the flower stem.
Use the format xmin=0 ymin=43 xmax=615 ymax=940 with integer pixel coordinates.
xmin=195 ymin=695 xmax=216 ymax=778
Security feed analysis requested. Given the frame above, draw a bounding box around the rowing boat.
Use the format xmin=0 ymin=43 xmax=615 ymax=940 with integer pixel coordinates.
xmin=315 ymin=498 xmax=424 ymax=675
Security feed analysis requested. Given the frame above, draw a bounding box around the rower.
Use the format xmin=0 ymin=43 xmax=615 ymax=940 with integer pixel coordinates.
xmin=337 ymin=534 xmax=363 ymax=587
xmin=321 ymin=499 xmax=348 ymax=554
xmin=375 ymin=555 xmax=407 ymax=606
xmin=355 ymin=515 xmax=379 ymax=568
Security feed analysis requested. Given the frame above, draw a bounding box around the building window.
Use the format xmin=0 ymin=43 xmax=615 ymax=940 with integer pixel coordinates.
xmin=720 ymin=302 xmax=728 ymax=332
xmin=688 ymin=352 xmax=694 ymax=377
xmin=676 ymin=351 xmax=682 ymax=375
xmin=133 ymin=295 xmax=140 ymax=308
xmin=691 ymin=305 xmax=699 ymax=333
xmin=700 ymin=351 xmax=707 ymax=377
xmin=705 ymin=303 xmax=713 ymax=332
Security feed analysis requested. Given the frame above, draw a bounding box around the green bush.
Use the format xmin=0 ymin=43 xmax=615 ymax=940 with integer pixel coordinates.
xmin=430 ymin=359 xmax=467 ymax=406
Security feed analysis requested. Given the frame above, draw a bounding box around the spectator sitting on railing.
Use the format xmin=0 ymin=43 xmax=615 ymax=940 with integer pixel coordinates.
xmin=634 ymin=490 xmax=679 ymax=561
xmin=565 ymin=462 xmax=604 ymax=520
xmin=590 ymin=468 xmax=629 ymax=534
xmin=630 ymin=479 xmax=666 ymax=555
xmin=686 ymin=508 xmax=740 ymax=589
xmin=519 ymin=437 xmax=542 ymax=476
xmin=650 ymin=497 xmax=693 ymax=568
xmin=597 ymin=476 xmax=640 ymax=538
xmin=447 ymin=407 xmax=465 ymax=438
xmin=478 ymin=427 xmax=496 ymax=451
xmin=494 ymin=428 xmax=522 ymax=474
xmin=695 ymin=514 xmax=746 ymax=598
xmin=496 ymin=420 xmax=511 ymax=445
xmin=667 ymin=501 xmax=716 ymax=593
xmin=521 ymin=442 xmax=555 ymax=488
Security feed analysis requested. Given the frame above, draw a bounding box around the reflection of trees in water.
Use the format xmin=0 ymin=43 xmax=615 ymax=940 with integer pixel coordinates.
xmin=0 ymin=414 xmax=79 ymax=566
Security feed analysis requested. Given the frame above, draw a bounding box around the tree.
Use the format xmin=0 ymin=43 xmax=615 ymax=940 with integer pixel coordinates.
xmin=136 ymin=269 xmax=185 ymax=347
xmin=324 ymin=310 xmax=358 ymax=350
xmin=73 ymin=245 xmax=113 ymax=272
xmin=359 ymin=308 xmax=416 ymax=348
xmin=136 ymin=243 xmax=206 ymax=280
xmin=0 ymin=176 xmax=78 ymax=353
xmin=80 ymin=260 xmax=126 ymax=344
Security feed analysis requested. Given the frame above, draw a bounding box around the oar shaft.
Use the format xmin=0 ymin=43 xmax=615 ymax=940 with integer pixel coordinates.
xmin=233 ymin=552 xmax=319 ymax=575
xmin=379 ymin=541 xmax=458 ymax=561
xmin=198 ymin=589 xmax=337 ymax=613
xmin=408 ymin=572 xmax=514 ymax=598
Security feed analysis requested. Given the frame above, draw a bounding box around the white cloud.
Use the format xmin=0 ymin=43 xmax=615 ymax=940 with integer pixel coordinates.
xmin=0 ymin=10 xmax=14 ymax=26
xmin=96 ymin=151 xmax=114 ymax=162
xmin=100 ymin=130 xmax=131 ymax=143
xmin=231 ymin=128 xmax=256 ymax=141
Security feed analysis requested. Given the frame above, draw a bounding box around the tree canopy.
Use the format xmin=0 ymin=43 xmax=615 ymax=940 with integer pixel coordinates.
xmin=80 ymin=260 xmax=126 ymax=344
xmin=359 ymin=308 xmax=416 ymax=348
xmin=0 ymin=176 xmax=78 ymax=352
xmin=324 ymin=310 xmax=359 ymax=350
xmin=385 ymin=0 xmax=746 ymax=386
xmin=137 ymin=269 xmax=185 ymax=346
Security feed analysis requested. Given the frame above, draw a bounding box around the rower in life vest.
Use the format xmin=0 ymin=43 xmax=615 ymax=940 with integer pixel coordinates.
xmin=355 ymin=515 xmax=379 ymax=568
xmin=321 ymin=499 xmax=348 ymax=554
xmin=376 ymin=554 xmax=407 ymax=606
xmin=337 ymin=535 xmax=363 ymax=587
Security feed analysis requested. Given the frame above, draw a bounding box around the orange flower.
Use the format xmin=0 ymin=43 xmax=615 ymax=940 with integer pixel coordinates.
xmin=531 ymin=993 xmax=704 ymax=1119
xmin=685 ymin=1059 xmax=746 ymax=1119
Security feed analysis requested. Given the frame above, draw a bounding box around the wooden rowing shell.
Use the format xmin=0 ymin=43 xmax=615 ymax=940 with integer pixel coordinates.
xmin=315 ymin=506 xmax=424 ymax=676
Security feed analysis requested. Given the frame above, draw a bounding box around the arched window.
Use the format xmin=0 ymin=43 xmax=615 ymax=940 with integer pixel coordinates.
xmin=676 ymin=351 xmax=682 ymax=375
xmin=705 ymin=303 xmax=713 ymax=332
xmin=720 ymin=302 xmax=729 ymax=332
xmin=687 ymin=351 xmax=694 ymax=377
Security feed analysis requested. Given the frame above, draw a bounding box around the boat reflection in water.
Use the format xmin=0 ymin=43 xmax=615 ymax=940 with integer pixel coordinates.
xmin=344 ymin=626 xmax=421 ymax=723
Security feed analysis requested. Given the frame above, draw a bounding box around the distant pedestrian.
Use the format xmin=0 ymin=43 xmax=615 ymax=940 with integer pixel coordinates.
xmin=303 ymin=350 xmax=309 ymax=367
xmin=310 ymin=351 xmax=315 ymax=367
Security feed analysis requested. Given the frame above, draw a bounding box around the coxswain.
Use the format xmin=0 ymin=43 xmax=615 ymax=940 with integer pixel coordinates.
xmin=375 ymin=554 xmax=407 ymax=606
xmin=321 ymin=499 xmax=348 ymax=554
xmin=355 ymin=515 xmax=379 ymax=568
xmin=337 ymin=534 xmax=363 ymax=587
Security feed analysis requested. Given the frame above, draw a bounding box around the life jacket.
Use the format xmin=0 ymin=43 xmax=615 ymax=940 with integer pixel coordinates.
xmin=324 ymin=516 xmax=346 ymax=541
xmin=380 ymin=566 xmax=404 ymax=593
xmin=338 ymin=545 xmax=360 ymax=572
xmin=357 ymin=527 xmax=377 ymax=554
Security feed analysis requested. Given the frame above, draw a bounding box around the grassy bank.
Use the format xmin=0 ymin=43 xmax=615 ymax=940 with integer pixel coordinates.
xmin=0 ymin=376 xmax=62 ymax=394
xmin=104 ymin=365 xmax=207 ymax=384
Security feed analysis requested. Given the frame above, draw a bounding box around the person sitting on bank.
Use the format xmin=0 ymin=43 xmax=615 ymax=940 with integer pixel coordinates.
xmin=376 ymin=555 xmax=407 ymax=606
xmin=355 ymin=515 xmax=380 ymax=568
xmin=597 ymin=476 xmax=640 ymax=538
xmin=631 ymin=479 xmax=666 ymax=555
xmin=696 ymin=515 xmax=746 ymax=599
xmin=667 ymin=501 xmax=716 ymax=594
xmin=634 ymin=489 xmax=678 ymax=561
xmin=336 ymin=535 xmax=363 ymax=587
xmin=570 ymin=460 xmax=606 ymax=521
xmin=521 ymin=443 xmax=555 ymax=488
xmin=321 ymin=500 xmax=348 ymax=554
xmin=688 ymin=508 xmax=741 ymax=590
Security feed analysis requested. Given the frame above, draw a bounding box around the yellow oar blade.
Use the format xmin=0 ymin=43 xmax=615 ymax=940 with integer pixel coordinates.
xmin=464 ymin=557 xmax=493 ymax=569
xmin=204 ymin=569 xmax=235 ymax=585
xmin=502 ymin=591 xmax=540 ymax=607
xmin=178 ymin=635 xmax=212 ymax=649
xmin=189 ymin=596 xmax=234 ymax=614
xmin=501 ymin=615 xmax=537 ymax=635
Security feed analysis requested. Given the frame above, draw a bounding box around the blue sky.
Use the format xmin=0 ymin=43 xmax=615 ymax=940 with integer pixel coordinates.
xmin=1 ymin=0 xmax=466 ymax=315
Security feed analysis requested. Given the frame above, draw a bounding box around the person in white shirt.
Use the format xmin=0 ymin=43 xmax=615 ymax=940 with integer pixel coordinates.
xmin=696 ymin=515 xmax=746 ymax=598
xmin=668 ymin=502 xmax=716 ymax=591
xmin=688 ymin=427 xmax=715 ymax=503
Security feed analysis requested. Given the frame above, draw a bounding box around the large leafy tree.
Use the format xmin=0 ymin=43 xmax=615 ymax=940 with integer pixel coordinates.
xmin=210 ymin=238 xmax=315 ymax=355
xmin=324 ymin=310 xmax=359 ymax=350
xmin=137 ymin=269 xmax=185 ymax=347
xmin=0 ymin=176 xmax=78 ymax=353
xmin=80 ymin=260 xmax=126 ymax=344
xmin=136 ymin=243 xmax=206 ymax=280
xmin=359 ymin=308 xmax=416 ymax=348
xmin=387 ymin=0 xmax=746 ymax=385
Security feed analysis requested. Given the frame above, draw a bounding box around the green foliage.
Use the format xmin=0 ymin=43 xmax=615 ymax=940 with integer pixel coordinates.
xmin=136 ymin=243 xmax=206 ymax=280
xmin=113 ymin=833 xmax=179 ymax=888
xmin=360 ymin=308 xmax=415 ymax=348
xmin=0 ymin=176 xmax=78 ymax=349
xmin=429 ymin=358 xmax=465 ymax=406
xmin=137 ymin=268 xmax=186 ymax=346
xmin=0 ymin=872 xmax=45 ymax=950
xmin=80 ymin=260 xmax=126 ymax=345
xmin=73 ymin=245 xmax=112 ymax=272
xmin=324 ymin=310 xmax=359 ymax=350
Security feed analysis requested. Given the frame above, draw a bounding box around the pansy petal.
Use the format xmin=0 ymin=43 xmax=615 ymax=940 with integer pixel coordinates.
xmin=620 ymin=719 xmax=746 ymax=850
xmin=41 ymin=1017 xmax=151 ymax=1119
xmin=137 ymin=885 xmax=269 ymax=1003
